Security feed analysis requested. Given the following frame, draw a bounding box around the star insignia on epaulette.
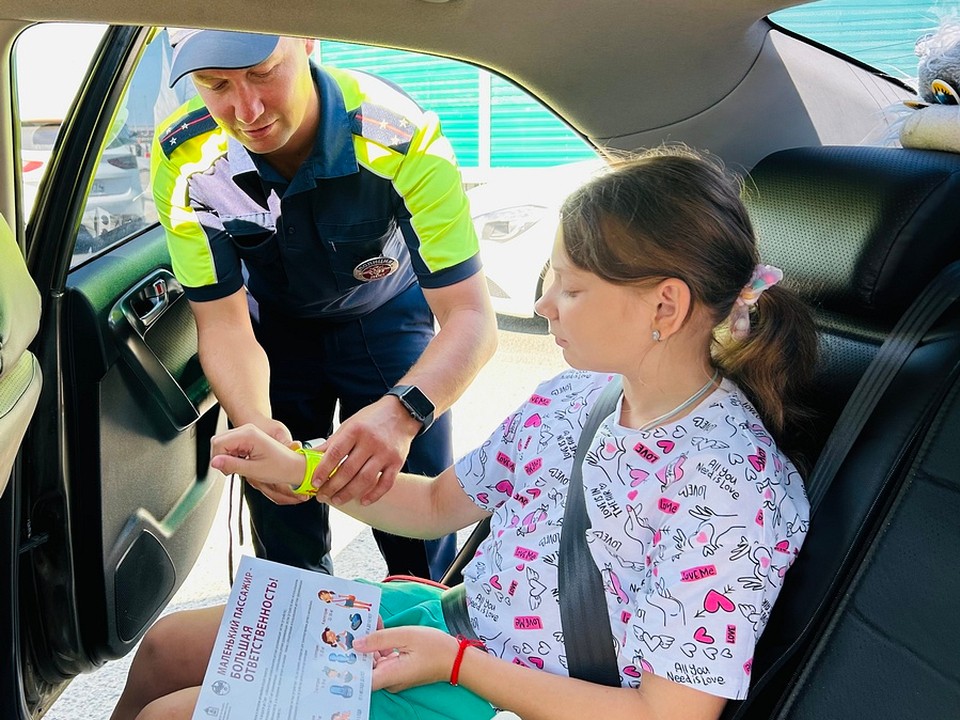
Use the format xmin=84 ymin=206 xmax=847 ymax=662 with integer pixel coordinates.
xmin=159 ymin=108 xmax=218 ymax=158
xmin=350 ymin=102 xmax=415 ymax=154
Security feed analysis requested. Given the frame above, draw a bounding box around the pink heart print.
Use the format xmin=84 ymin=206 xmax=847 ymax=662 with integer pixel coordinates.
xmin=629 ymin=468 xmax=649 ymax=487
xmin=694 ymin=627 xmax=715 ymax=644
xmin=489 ymin=575 xmax=502 ymax=590
xmin=495 ymin=479 xmax=514 ymax=495
xmin=524 ymin=414 xmax=542 ymax=428
xmin=703 ymin=589 xmax=735 ymax=613
xmin=657 ymin=439 xmax=676 ymax=453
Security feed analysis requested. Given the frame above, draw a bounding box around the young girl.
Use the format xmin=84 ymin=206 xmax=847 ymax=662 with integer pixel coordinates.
xmin=112 ymin=146 xmax=817 ymax=720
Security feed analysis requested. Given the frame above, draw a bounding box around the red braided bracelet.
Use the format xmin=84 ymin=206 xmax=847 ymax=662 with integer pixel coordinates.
xmin=450 ymin=634 xmax=486 ymax=686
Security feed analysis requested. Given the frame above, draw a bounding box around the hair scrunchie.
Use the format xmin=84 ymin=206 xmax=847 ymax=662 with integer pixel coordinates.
xmin=729 ymin=264 xmax=783 ymax=340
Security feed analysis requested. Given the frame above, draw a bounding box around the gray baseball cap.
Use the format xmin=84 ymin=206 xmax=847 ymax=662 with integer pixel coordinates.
xmin=168 ymin=29 xmax=281 ymax=87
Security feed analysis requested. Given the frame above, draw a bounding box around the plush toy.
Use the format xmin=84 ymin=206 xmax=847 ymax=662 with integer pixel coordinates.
xmin=899 ymin=19 xmax=960 ymax=152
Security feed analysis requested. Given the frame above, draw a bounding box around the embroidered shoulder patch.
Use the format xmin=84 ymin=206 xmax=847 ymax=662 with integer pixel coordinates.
xmin=349 ymin=103 xmax=414 ymax=154
xmin=159 ymin=108 xmax=218 ymax=158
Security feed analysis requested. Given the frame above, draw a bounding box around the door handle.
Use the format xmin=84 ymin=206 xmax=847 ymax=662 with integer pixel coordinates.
xmin=133 ymin=276 xmax=169 ymax=326
xmin=109 ymin=270 xmax=212 ymax=430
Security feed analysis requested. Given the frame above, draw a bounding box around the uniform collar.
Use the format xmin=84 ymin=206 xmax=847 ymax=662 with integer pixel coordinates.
xmin=227 ymin=62 xmax=359 ymax=192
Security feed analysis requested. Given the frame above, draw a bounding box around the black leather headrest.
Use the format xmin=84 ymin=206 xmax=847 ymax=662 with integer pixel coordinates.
xmin=745 ymin=146 xmax=960 ymax=326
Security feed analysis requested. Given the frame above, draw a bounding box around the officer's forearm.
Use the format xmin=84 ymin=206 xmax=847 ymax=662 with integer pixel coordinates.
xmin=198 ymin=327 xmax=274 ymax=427
xmin=408 ymin=280 xmax=498 ymax=415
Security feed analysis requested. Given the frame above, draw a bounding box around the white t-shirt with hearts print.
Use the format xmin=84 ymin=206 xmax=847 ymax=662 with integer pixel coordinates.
xmin=453 ymin=369 xmax=809 ymax=700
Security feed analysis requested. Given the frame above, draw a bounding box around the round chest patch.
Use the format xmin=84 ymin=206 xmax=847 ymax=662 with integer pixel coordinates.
xmin=353 ymin=256 xmax=400 ymax=282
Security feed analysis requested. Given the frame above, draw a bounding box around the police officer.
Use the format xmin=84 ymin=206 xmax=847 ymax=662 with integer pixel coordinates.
xmin=152 ymin=30 xmax=498 ymax=579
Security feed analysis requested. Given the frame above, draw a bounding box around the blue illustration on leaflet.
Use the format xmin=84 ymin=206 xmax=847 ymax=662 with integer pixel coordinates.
xmin=192 ymin=555 xmax=382 ymax=720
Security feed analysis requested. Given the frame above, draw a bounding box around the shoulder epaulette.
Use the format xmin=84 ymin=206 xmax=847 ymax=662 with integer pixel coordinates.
xmin=349 ymin=102 xmax=415 ymax=154
xmin=159 ymin=107 xmax=218 ymax=158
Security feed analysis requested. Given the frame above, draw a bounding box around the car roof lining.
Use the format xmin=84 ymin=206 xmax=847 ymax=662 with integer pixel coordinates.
xmin=0 ymin=1 xmax=912 ymax=231
xmin=0 ymin=0 xmax=817 ymax=144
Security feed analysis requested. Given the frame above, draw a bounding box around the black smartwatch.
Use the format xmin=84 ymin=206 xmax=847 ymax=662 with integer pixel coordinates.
xmin=386 ymin=385 xmax=435 ymax=435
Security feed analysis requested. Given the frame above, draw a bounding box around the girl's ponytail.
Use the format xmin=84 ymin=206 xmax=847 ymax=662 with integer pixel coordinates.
xmin=713 ymin=284 xmax=819 ymax=469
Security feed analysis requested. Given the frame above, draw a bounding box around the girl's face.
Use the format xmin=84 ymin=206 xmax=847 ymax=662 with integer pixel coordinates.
xmin=535 ymin=230 xmax=655 ymax=373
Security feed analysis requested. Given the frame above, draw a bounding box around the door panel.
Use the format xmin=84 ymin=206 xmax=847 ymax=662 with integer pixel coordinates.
xmin=8 ymin=24 xmax=224 ymax=716
xmin=64 ymin=227 xmax=223 ymax=661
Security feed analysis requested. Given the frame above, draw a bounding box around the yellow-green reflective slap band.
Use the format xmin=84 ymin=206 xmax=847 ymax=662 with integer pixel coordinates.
xmin=293 ymin=446 xmax=324 ymax=495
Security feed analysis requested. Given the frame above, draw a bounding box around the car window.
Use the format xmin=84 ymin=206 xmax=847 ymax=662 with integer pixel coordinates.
xmin=16 ymin=24 xmax=104 ymax=238
xmin=315 ymin=42 xmax=599 ymax=176
xmin=770 ymin=0 xmax=942 ymax=81
xmin=313 ymin=41 xmax=603 ymax=318
xmin=16 ymin=25 xmax=176 ymax=263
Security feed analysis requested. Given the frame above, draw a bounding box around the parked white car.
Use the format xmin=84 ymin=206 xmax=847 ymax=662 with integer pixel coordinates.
xmin=469 ymin=160 xmax=605 ymax=318
xmin=21 ymin=118 xmax=146 ymax=252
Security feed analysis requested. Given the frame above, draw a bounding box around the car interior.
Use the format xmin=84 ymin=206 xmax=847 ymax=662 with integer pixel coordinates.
xmin=1 ymin=1 xmax=958 ymax=718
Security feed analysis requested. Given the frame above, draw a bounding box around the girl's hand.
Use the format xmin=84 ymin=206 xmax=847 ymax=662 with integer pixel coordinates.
xmin=369 ymin=616 xmax=391 ymax=668
xmin=210 ymin=424 xmax=306 ymax=488
xmin=352 ymin=626 xmax=459 ymax=692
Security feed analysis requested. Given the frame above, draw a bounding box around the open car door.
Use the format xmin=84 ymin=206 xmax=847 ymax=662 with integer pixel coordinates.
xmin=1 ymin=25 xmax=224 ymax=718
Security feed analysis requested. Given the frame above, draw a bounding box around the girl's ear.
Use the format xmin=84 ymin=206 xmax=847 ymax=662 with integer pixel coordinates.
xmin=653 ymin=278 xmax=692 ymax=339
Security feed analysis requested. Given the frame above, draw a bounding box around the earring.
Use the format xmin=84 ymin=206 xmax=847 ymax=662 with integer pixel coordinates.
xmin=652 ymin=329 xmax=661 ymax=342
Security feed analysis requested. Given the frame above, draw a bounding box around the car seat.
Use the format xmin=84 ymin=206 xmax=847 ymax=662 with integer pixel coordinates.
xmin=725 ymin=146 xmax=960 ymax=719
xmin=0 ymin=213 xmax=42 ymax=497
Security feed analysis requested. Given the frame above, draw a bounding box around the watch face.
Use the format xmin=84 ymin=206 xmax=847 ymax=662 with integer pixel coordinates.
xmin=399 ymin=386 xmax=434 ymax=419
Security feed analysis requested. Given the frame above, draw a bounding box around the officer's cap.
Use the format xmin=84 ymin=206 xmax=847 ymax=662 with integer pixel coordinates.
xmin=168 ymin=29 xmax=281 ymax=87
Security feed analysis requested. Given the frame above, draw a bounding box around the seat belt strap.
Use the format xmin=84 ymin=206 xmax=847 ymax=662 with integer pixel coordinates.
xmin=558 ymin=375 xmax=624 ymax=687
xmin=808 ymin=260 xmax=960 ymax=512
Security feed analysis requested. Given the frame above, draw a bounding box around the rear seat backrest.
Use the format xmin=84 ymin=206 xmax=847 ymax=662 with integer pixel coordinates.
xmin=725 ymin=146 xmax=960 ymax=719
xmin=745 ymin=146 xmax=960 ymax=468
xmin=776 ymin=357 xmax=960 ymax=718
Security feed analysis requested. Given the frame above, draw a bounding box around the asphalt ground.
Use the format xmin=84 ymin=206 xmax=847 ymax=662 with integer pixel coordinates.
xmin=47 ymin=315 xmax=565 ymax=719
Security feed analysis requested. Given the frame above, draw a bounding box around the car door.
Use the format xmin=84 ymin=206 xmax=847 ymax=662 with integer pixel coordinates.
xmin=2 ymin=24 xmax=224 ymax=719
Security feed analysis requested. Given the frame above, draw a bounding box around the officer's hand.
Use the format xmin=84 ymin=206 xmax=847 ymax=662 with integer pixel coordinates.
xmin=311 ymin=397 xmax=420 ymax=505
xmin=211 ymin=424 xmax=309 ymax=505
